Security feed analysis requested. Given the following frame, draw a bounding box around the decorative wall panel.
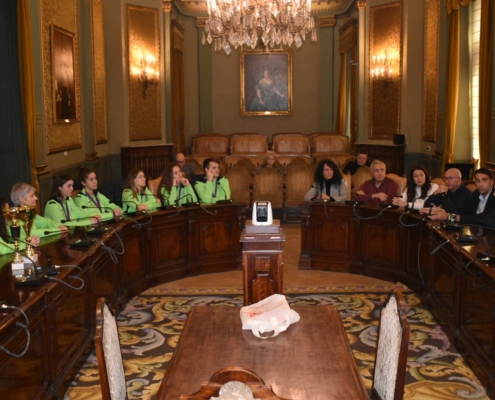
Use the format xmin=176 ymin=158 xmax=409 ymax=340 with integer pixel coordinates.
xmin=42 ymin=0 xmax=82 ymax=154
xmin=91 ymin=0 xmax=108 ymax=145
xmin=368 ymin=2 xmax=402 ymax=140
xmin=127 ymin=5 xmax=162 ymax=141
xmin=423 ymin=0 xmax=440 ymax=143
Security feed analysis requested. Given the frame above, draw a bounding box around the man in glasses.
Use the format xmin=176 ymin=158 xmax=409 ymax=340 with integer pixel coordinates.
xmin=421 ymin=167 xmax=472 ymax=217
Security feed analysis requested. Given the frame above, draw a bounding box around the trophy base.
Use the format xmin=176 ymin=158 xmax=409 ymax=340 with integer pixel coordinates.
xmin=11 ymin=261 xmax=24 ymax=276
xmin=25 ymin=249 xmax=38 ymax=263
xmin=14 ymin=273 xmax=48 ymax=286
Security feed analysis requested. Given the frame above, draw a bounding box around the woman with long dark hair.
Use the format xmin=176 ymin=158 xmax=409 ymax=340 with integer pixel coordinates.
xmin=122 ymin=169 xmax=161 ymax=213
xmin=304 ymin=159 xmax=348 ymax=202
xmin=74 ymin=167 xmax=122 ymax=219
xmin=159 ymin=163 xmax=197 ymax=206
xmin=44 ymin=174 xmax=101 ymax=226
xmin=392 ymin=165 xmax=438 ymax=209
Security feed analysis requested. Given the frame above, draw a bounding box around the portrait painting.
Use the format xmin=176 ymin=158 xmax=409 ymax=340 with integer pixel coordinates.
xmin=51 ymin=25 xmax=78 ymax=123
xmin=241 ymin=49 xmax=292 ymax=116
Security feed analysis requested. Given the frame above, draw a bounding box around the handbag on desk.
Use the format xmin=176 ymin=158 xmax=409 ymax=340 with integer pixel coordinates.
xmin=240 ymin=294 xmax=300 ymax=339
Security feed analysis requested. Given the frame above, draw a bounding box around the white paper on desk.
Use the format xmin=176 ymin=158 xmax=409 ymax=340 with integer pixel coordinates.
xmin=239 ymin=294 xmax=300 ymax=339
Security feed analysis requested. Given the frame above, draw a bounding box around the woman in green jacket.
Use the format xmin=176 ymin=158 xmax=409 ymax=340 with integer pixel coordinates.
xmin=159 ymin=163 xmax=198 ymax=206
xmin=74 ymin=167 xmax=122 ymax=220
xmin=122 ymin=169 xmax=161 ymax=213
xmin=44 ymin=174 xmax=101 ymax=227
xmin=11 ymin=182 xmax=68 ymax=237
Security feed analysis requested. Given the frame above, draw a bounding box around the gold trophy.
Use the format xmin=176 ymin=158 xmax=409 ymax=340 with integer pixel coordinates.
xmin=18 ymin=206 xmax=38 ymax=262
xmin=3 ymin=207 xmax=25 ymax=276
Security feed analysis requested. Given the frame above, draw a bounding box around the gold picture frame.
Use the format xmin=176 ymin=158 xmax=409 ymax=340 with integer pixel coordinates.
xmin=51 ymin=25 xmax=78 ymax=123
xmin=240 ymin=49 xmax=292 ymax=116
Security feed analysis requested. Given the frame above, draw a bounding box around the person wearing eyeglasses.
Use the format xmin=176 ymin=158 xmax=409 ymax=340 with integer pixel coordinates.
xmin=422 ymin=168 xmax=471 ymax=215
xmin=421 ymin=168 xmax=495 ymax=224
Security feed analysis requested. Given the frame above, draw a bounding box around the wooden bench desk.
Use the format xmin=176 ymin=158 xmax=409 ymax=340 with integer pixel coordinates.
xmin=156 ymin=305 xmax=368 ymax=400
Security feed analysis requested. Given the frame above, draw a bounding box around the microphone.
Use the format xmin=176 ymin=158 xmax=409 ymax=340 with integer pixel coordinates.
xmin=213 ymin=177 xmax=219 ymax=198
xmin=69 ymin=227 xmax=95 ymax=248
xmin=477 ymin=234 xmax=495 ymax=262
xmin=176 ymin=184 xmax=183 ymax=207
xmin=122 ymin=200 xmax=148 ymax=215
xmin=454 ymin=226 xmax=478 ymax=244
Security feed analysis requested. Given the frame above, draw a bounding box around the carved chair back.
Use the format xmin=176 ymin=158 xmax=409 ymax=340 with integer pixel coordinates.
xmin=371 ymin=289 xmax=410 ymax=400
xmin=95 ymin=298 xmax=127 ymax=400
xmin=253 ymin=167 xmax=284 ymax=208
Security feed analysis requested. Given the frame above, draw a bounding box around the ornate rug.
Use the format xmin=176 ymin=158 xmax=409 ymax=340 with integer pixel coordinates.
xmin=65 ymin=287 xmax=489 ymax=400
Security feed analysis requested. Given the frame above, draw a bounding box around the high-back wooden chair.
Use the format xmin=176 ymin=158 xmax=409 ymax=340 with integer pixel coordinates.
xmin=180 ymin=366 xmax=290 ymax=399
xmin=147 ymin=176 xmax=162 ymax=196
xmin=224 ymin=164 xmax=253 ymax=205
xmin=386 ymin=173 xmax=407 ymax=197
xmin=252 ymin=167 xmax=284 ymax=208
xmin=351 ymin=166 xmax=372 ymax=195
xmin=371 ymin=289 xmax=410 ymax=400
xmin=285 ymin=158 xmax=314 ymax=208
xmin=95 ymin=298 xmax=127 ymax=400
xmin=341 ymin=172 xmax=352 ymax=201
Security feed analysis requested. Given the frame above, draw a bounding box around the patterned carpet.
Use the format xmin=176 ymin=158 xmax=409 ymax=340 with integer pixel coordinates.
xmin=65 ymin=285 xmax=489 ymax=400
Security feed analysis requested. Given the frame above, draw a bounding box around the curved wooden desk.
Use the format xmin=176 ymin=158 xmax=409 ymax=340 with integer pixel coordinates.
xmin=299 ymin=202 xmax=495 ymax=396
xmin=0 ymin=204 xmax=246 ymax=399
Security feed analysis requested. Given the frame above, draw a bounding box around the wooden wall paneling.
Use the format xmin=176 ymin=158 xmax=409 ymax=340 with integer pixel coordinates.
xmin=150 ymin=212 xmax=190 ymax=283
xmin=0 ymin=301 xmax=51 ymax=399
xmin=298 ymin=204 xmax=312 ymax=269
xmin=121 ymin=144 xmax=174 ymax=179
xmin=457 ymin=264 xmax=495 ymax=392
xmin=46 ymin=267 xmax=92 ymax=394
xmin=353 ymin=143 xmax=405 ymax=176
xmin=121 ymin=226 xmax=148 ymax=299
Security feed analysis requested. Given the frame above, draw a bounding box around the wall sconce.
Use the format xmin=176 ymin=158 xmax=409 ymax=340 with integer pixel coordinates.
xmin=133 ymin=53 xmax=159 ymax=98
xmin=371 ymin=50 xmax=396 ymax=81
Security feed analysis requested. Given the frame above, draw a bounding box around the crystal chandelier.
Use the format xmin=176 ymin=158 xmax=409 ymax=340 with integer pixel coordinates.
xmin=202 ymin=0 xmax=317 ymax=54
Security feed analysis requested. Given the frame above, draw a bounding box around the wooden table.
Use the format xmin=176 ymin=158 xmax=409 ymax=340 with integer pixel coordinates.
xmin=157 ymin=305 xmax=368 ymax=400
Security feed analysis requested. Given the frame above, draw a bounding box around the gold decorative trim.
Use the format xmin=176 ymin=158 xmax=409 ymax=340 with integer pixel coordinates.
xmin=91 ymin=0 xmax=108 ymax=145
xmin=423 ymin=0 xmax=439 ymax=143
xmin=339 ymin=18 xmax=357 ymax=54
xmin=318 ymin=16 xmax=336 ymax=28
xmin=240 ymin=49 xmax=292 ymax=117
xmin=196 ymin=17 xmax=207 ymax=29
xmin=172 ymin=21 xmax=184 ymax=52
xmin=357 ymin=0 xmax=366 ymax=9
xmin=162 ymin=0 xmax=172 ymax=12
xmin=176 ymin=0 xmax=354 ymax=15
xmin=42 ymin=0 xmax=82 ymax=154
xmin=127 ymin=5 xmax=162 ymax=141
xmin=368 ymin=2 xmax=402 ymax=140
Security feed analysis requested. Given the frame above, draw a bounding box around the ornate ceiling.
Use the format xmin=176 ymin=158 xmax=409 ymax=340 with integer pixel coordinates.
xmin=164 ymin=0 xmax=357 ymax=16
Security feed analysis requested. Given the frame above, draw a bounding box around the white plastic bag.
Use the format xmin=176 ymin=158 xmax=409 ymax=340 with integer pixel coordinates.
xmin=239 ymin=294 xmax=300 ymax=339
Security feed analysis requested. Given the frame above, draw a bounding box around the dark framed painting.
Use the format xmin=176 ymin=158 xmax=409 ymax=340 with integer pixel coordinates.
xmin=51 ymin=25 xmax=78 ymax=123
xmin=240 ymin=49 xmax=292 ymax=116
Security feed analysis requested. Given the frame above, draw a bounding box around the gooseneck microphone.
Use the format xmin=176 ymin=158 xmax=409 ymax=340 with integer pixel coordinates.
xmin=69 ymin=227 xmax=95 ymax=248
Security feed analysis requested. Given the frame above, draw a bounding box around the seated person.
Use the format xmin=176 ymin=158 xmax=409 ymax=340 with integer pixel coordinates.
xmin=256 ymin=151 xmax=284 ymax=176
xmin=343 ymin=150 xmax=370 ymax=175
xmin=423 ymin=168 xmax=471 ymax=214
xmin=74 ymin=167 xmax=122 ymax=220
xmin=0 ymin=196 xmax=40 ymax=255
xmin=194 ymin=158 xmax=231 ymax=204
xmin=353 ymin=160 xmax=398 ymax=205
xmin=176 ymin=152 xmax=195 ymax=179
xmin=159 ymin=163 xmax=198 ymax=206
xmin=392 ymin=165 xmax=438 ymax=209
xmin=421 ymin=168 xmax=495 ymax=224
xmin=11 ymin=182 xmax=68 ymax=236
xmin=122 ymin=169 xmax=161 ymax=213
xmin=45 ymin=174 xmax=102 ymax=226
xmin=304 ymin=159 xmax=348 ymax=202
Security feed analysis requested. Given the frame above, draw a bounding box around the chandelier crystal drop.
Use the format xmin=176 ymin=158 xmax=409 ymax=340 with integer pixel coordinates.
xmin=203 ymin=0 xmax=317 ymax=53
